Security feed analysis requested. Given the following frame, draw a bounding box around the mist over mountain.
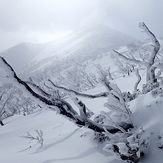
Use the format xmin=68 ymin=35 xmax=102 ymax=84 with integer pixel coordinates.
xmin=23 ymin=25 xmax=138 ymax=76
xmin=33 ymin=25 xmax=137 ymax=61
xmin=0 ymin=43 xmax=48 ymax=72
xmin=0 ymin=25 xmax=138 ymax=75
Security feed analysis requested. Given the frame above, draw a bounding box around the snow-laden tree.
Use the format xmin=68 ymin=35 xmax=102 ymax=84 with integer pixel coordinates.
xmin=113 ymin=22 xmax=161 ymax=93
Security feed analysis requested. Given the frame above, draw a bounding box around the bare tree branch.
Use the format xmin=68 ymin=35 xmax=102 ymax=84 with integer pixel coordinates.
xmin=0 ymin=56 xmax=132 ymax=133
xmin=48 ymin=79 xmax=109 ymax=98
xmin=113 ymin=22 xmax=160 ymax=84
xmin=139 ymin=22 xmax=160 ymax=64
xmin=113 ymin=50 xmax=148 ymax=67
xmin=139 ymin=22 xmax=160 ymax=82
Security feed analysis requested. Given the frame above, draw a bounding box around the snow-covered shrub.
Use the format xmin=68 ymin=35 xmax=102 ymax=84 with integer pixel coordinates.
xmin=93 ymin=110 xmax=129 ymax=143
xmin=122 ymin=91 xmax=134 ymax=102
xmin=99 ymin=66 xmax=132 ymax=124
xmin=93 ymin=132 xmax=110 ymax=143
xmin=142 ymin=80 xmax=160 ymax=94
xmin=104 ymin=142 xmax=140 ymax=163
xmin=151 ymin=86 xmax=163 ymax=97
xmin=64 ymin=65 xmax=98 ymax=91
xmin=132 ymin=90 xmax=141 ymax=100
xmin=103 ymin=126 xmax=150 ymax=163
xmin=122 ymin=90 xmax=141 ymax=102
xmin=157 ymin=129 xmax=163 ymax=149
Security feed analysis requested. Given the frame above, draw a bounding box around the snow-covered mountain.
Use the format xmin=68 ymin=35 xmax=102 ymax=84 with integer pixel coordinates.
xmin=19 ymin=25 xmax=137 ymax=77
xmin=32 ymin=25 xmax=137 ymax=62
xmin=2 ymin=24 xmax=163 ymax=163
xmin=0 ymin=25 xmax=138 ymax=76
xmin=0 ymin=43 xmax=48 ymax=72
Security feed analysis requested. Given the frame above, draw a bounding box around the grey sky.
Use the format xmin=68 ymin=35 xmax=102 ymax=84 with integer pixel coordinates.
xmin=0 ymin=0 xmax=163 ymax=52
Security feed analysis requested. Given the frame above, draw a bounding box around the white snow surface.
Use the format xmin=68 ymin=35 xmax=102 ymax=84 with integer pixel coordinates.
xmin=1 ymin=74 xmax=163 ymax=163
xmin=0 ymin=89 xmax=110 ymax=163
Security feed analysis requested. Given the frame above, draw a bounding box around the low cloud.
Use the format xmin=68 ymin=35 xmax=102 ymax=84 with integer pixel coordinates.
xmin=0 ymin=0 xmax=163 ymax=51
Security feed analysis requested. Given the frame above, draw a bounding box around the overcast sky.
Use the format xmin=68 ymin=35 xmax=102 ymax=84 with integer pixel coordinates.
xmin=0 ymin=0 xmax=163 ymax=52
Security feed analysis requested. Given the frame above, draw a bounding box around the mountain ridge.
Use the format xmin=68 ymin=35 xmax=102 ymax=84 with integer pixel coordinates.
xmin=0 ymin=25 xmax=138 ymax=75
xmin=21 ymin=25 xmax=138 ymax=77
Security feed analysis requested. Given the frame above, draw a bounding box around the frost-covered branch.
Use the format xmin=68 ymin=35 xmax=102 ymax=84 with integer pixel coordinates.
xmin=0 ymin=56 xmax=132 ymax=134
xmin=48 ymin=79 xmax=109 ymax=98
xmin=72 ymin=97 xmax=94 ymax=118
xmin=139 ymin=22 xmax=160 ymax=65
xmin=101 ymin=112 xmax=127 ymax=134
xmin=26 ymin=80 xmax=51 ymax=98
xmin=113 ymin=22 xmax=160 ymax=87
xmin=113 ymin=50 xmax=148 ymax=67
xmin=149 ymin=63 xmax=163 ymax=76
xmin=139 ymin=22 xmax=160 ymax=82
xmin=104 ymin=83 xmax=132 ymax=124
xmin=134 ymin=69 xmax=141 ymax=92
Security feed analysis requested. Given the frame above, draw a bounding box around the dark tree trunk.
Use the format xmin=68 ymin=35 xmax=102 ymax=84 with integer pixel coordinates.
xmin=0 ymin=121 xmax=4 ymax=126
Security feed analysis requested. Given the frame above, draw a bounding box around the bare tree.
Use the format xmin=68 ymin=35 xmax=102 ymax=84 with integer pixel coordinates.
xmin=95 ymin=63 xmax=114 ymax=80
xmin=64 ymin=65 xmax=97 ymax=91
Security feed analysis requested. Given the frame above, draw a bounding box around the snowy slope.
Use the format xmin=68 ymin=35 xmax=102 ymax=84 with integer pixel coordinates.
xmin=0 ymin=85 xmax=110 ymax=163
xmin=0 ymin=43 xmax=48 ymax=72
xmin=1 ymin=110 xmax=111 ymax=163
xmin=130 ymin=92 xmax=163 ymax=163
xmin=1 ymin=72 xmax=163 ymax=163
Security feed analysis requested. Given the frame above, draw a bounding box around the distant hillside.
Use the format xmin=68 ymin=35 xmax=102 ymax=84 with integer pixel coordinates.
xmin=0 ymin=25 xmax=138 ymax=77
xmin=0 ymin=43 xmax=48 ymax=72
